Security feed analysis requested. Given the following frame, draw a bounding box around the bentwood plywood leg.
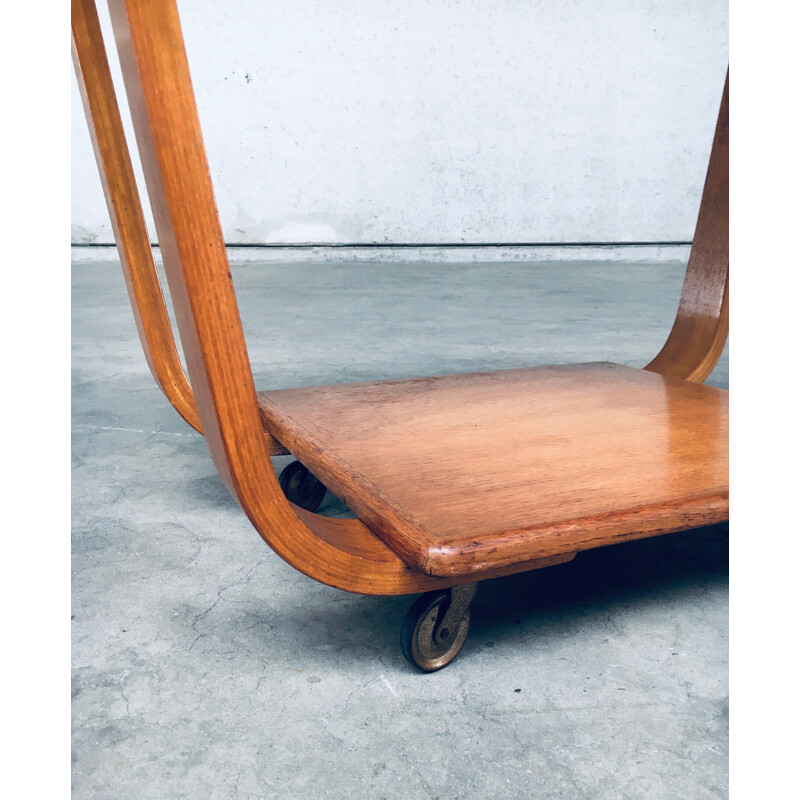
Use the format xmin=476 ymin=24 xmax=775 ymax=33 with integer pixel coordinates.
xmin=71 ymin=0 xmax=290 ymax=455
xmin=645 ymin=72 xmax=729 ymax=383
xmin=72 ymin=0 xmax=728 ymax=672
xmin=71 ymin=0 xmax=201 ymax=432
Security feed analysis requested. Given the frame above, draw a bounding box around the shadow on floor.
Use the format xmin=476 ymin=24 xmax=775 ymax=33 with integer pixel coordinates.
xmin=230 ymin=524 xmax=728 ymax=670
xmin=475 ymin=523 xmax=728 ymax=626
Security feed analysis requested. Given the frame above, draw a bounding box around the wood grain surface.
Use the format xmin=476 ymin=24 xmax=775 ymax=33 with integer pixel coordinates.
xmin=72 ymin=0 xmax=290 ymax=452
xmin=259 ymin=363 xmax=728 ymax=576
xmin=75 ymin=0 xmax=729 ymax=594
xmin=72 ymin=0 xmax=201 ymax=432
xmin=104 ymin=0 xmax=502 ymax=595
xmin=646 ymin=71 xmax=728 ymax=382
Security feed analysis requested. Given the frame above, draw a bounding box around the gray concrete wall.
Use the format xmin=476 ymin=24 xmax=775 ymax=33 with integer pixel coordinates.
xmin=71 ymin=0 xmax=728 ymax=247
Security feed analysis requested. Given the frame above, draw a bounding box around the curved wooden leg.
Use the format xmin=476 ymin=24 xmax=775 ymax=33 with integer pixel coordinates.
xmin=72 ymin=0 xmax=289 ymax=456
xmin=645 ymin=71 xmax=729 ymax=383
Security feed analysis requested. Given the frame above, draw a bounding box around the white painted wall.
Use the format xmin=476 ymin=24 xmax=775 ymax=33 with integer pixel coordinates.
xmin=71 ymin=0 xmax=728 ymax=246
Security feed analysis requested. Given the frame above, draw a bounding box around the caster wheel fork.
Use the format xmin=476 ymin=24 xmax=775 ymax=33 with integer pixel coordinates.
xmin=400 ymin=583 xmax=478 ymax=672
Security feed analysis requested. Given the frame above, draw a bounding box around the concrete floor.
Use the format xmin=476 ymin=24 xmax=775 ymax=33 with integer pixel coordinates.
xmin=72 ymin=259 xmax=728 ymax=799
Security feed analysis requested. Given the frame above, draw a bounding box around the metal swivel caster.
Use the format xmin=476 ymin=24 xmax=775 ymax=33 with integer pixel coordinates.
xmin=400 ymin=584 xmax=478 ymax=672
xmin=278 ymin=460 xmax=327 ymax=512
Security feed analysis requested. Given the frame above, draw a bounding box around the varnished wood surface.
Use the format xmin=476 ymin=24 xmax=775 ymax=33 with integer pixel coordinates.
xmin=72 ymin=0 xmax=288 ymax=456
xmin=646 ymin=72 xmax=728 ymax=383
xmin=77 ymin=0 xmax=729 ymax=594
xmin=259 ymin=363 xmax=728 ymax=576
xmin=105 ymin=0 xmax=480 ymax=595
xmin=71 ymin=0 xmax=201 ymax=433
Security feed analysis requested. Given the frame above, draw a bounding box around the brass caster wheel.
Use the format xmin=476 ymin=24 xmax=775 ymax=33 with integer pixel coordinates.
xmin=278 ymin=460 xmax=327 ymax=512
xmin=400 ymin=584 xmax=477 ymax=672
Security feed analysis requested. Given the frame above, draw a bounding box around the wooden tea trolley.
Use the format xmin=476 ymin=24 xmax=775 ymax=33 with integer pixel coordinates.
xmin=72 ymin=0 xmax=729 ymax=671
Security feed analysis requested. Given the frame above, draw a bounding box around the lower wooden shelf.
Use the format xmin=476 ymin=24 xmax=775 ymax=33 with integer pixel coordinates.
xmin=258 ymin=362 xmax=728 ymax=577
